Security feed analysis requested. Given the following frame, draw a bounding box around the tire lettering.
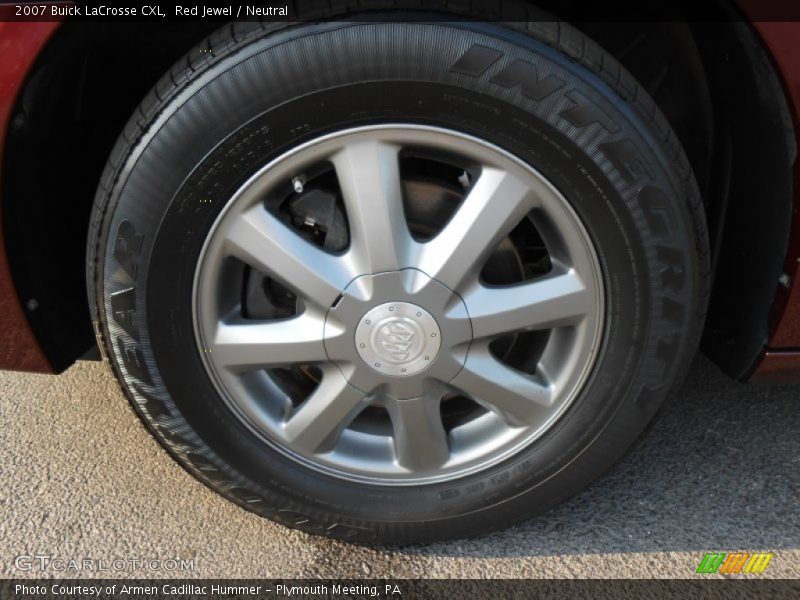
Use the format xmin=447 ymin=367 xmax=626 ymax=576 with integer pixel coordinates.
xmin=451 ymin=46 xmax=566 ymax=103
xmin=438 ymin=489 xmax=460 ymax=500
xmin=490 ymin=472 xmax=510 ymax=485
xmin=110 ymin=287 xmax=139 ymax=341
xmin=450 ymin=44 xmax=503 ymax=76
xmin=228 ymin=488 xmax=266 ymax=504
xmin=119 ymin=338 xmax=153 ymax=385
xmin=490 ymin=59 xmax=565 ymax=101
xmin=598 ymin=134 xmax=687 ymax=389
xmin=273 ymin=511 xmax=375 ymax=540
xmin=593 ymin=149 xmax=688 ymax=384
xmin=133 ymin=382 xmax=170 ymax=420
xmin=560 ymin=90 xmax=619 ymax=133
xmin=158 ymin=427 xmax=194 ymax=451
xmin=655 ymin=334 xmax=680 ymax=367
xmin=466 ymin=482 xmax=485 ymax=494
xmin=656 ymin=245 xmax=686 ymax=292
xmin=599 ymin=139 xmax=653 ymax=182
xmin=640 ymin=186 xmax=673 ymax=237
xmin=113 ymin=219 xmax=144 ymax=281
xmin=186 ymin=452 xmax=221 ymax=473
xmin=112 ymin=220 xmax=152 ymax=388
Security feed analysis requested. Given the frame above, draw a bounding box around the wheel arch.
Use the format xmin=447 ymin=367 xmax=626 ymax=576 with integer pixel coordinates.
xmin=1 ymin=22 xmax=218 ymax=371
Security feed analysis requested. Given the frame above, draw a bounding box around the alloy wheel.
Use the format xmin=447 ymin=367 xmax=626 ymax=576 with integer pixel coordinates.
xmin=193 ymin=125 xmax=604 ymax=484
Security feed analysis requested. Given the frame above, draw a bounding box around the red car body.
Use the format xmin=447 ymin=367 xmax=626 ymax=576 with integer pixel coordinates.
xmin=2 ymin=15 xmax=800 ymax=382
xmin=0 ymin=22 xmax=57 ymax=373
xmin=750 ymin=22 xmax=800 ymax=381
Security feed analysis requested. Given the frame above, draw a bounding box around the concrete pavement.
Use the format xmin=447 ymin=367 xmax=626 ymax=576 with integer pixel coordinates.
xmin=0 ymin=355 xmax=797 ymax=578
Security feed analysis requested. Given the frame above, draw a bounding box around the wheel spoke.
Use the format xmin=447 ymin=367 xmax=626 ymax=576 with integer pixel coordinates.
xmin=461 ymin=269 xmax=593 ymax=341
xmin=415 ymin=167 xmax=534 ymax=291
xmin=224 ymin=205 xmax=353 ymax=308
xmin=211 ymin=312 xmax=328 ymax=372
xmin=386 ymin=388 xmax=450 ymax=472
xmin=195 ymin=125 xmax=605 ymax=483
xmin=450 ymin=349 xmax=552 ymax=426
xmin=332 ymin=140 xmax=415 ymax=274
xmin=282 ymin=368 xmax=367 ymax=453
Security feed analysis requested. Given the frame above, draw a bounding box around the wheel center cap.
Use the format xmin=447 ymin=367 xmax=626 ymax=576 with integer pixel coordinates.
xmin=323 ymin=269 xmax=471 ymax=399
xmin=355 ymin=302 xmax=441 ymax=377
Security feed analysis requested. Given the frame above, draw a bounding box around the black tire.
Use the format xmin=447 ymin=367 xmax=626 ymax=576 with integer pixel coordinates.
xmin=87 ymin=14 xmax=709 ymax=544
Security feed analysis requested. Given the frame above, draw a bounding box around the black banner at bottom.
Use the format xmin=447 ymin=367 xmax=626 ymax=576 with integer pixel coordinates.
xmin=1 ymin=579 xmax=799 ymax=600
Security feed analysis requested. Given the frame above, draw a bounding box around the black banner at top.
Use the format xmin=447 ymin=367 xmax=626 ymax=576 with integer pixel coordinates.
xmin=5 ymin=0 xmax=800 ymax=22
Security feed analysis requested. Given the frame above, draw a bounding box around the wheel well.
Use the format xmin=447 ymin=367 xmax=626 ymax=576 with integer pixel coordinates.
xmin=2 ymin=22 xmax=218 ymax=371
xmin=3 ymin=12 xmax=794 ymax=376
xmin=582 ymin=17 xmax=796 ymax=379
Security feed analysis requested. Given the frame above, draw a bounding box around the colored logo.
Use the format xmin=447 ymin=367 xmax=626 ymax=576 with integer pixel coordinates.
xmin=696 ymin=552 xmax=774 ymax=574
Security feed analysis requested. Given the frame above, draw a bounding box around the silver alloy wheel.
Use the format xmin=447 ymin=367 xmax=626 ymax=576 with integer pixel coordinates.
xmin=193 ymin=125 xmax=604 ymax=484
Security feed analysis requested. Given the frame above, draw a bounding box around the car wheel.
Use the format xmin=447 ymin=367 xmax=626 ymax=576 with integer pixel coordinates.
xmin=87 ymin=16 xmax=709 ymax=543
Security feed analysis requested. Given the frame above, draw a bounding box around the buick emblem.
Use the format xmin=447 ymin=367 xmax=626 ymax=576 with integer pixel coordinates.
xmin=377 ymin=321 xmax=416 ymax=361
xmin=353 ymin=301 xmax=443 ymax=377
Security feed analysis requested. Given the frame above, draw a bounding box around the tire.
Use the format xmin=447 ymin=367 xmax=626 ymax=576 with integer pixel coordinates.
xmin=88 ymin=14 xmax=709 ymax=544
